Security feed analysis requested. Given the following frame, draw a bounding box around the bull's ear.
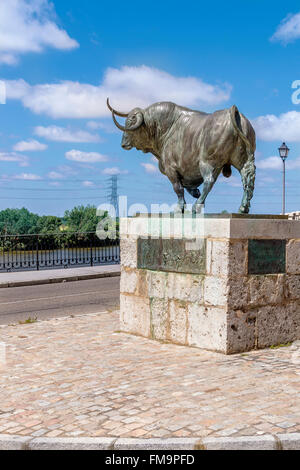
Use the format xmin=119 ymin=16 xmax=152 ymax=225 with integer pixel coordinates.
xmin=126 ymin=111 xmax=144 ymax=131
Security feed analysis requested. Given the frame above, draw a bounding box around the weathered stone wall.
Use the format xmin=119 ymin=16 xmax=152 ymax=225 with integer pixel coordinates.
xmin=120 ymin=216 xmax=300 ymax=354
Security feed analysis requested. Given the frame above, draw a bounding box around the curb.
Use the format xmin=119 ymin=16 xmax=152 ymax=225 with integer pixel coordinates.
xmin=0 ymin=433 xmax=299 ymax=450
xmin=0 ymin=269 xmax=120 ymax=289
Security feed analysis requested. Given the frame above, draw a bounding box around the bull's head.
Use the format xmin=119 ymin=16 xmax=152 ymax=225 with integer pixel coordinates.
xmin=107 ymin=98 xmax=153 ymax=153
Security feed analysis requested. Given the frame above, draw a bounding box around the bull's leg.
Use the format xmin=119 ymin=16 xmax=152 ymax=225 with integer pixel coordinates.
xmin=238 ymin=156 xmax=256 ymax=214
xmin=192 ymin=167 xmax=220 ymax=214
xmin=172 ymin=180 xmax=186 ymax=213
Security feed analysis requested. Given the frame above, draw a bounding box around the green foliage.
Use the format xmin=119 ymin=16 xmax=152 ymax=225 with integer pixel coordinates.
xmin=0 ymin=206 xmax=104 ymax=236
xmin=0 ymin=208 xmax=40 ymax=235
xmin=0 ymin=206 xmax=118 ymax=250
xmin=37 ymin=215 xmax=62 ymax=234
xmin=63 ymin=205 xmax=99 ymax=233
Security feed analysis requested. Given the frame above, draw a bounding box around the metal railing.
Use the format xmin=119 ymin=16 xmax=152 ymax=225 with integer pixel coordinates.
xmin=0 ymin=232 xmax=120 ymax=272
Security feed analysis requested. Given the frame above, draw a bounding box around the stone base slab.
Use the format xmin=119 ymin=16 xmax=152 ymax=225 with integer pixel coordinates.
xmin=3 ymin=433 xmax=300 ymax=450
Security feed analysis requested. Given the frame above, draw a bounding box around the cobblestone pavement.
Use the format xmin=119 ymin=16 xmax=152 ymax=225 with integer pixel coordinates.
xmin=0 ymin=312 xmax=299 ymax=439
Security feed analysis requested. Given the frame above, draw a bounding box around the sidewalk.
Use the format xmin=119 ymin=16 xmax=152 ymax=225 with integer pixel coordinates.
xmin=0 ymin=310 xmax=299 ymax=450
xmin=0 ymin=265 xmax=120 ymax=288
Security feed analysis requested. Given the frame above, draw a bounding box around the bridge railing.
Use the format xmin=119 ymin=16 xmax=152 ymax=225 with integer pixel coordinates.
xmin=0 ymin=232 xmax=120 ymax=272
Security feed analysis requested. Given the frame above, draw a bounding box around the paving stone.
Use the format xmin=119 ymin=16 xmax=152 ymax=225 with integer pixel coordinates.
xmin=0 ymin=312 xmax=299 ymax=441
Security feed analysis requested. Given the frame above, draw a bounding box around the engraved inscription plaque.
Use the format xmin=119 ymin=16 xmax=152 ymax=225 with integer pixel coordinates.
xmin=137 ymin=238 xmax=206 ymax=274
xmin=248 ymin=239 xmax=286 ymax=275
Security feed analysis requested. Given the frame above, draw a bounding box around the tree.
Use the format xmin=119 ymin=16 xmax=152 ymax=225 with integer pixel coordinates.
xmin=0 ymin=208 xmax=39 ymax=235
xmin=37 ymin=216 xmax=62 ymax=234
xmin=63 ymin=205 xmax=99 ymax=233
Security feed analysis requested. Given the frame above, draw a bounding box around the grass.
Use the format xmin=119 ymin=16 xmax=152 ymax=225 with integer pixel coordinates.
xmin=18 ymin=316 xmax=38 ymax=325
xmin=269 ymin=342 xmax=292 ymax=349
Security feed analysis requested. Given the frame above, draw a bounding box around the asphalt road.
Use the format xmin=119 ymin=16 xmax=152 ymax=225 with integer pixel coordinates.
xmin=0 ymin=277 xmax=120 ymax=325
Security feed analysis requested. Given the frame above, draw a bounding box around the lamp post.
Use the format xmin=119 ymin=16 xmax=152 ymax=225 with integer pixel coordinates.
xmin=278 ymin=142 xmax=290 ymax=215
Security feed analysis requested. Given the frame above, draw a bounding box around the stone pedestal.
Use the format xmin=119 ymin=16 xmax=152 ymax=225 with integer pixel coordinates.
xmin=120 ymin=214 xmax=300 ymax=354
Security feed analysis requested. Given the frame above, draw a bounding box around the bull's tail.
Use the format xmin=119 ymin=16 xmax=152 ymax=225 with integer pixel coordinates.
xmin=230 ymin=104 xmax=254 ymax=155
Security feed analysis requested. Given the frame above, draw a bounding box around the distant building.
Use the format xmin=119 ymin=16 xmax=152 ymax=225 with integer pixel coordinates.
xmin=286 ymin=212 xmax=300 ymax=220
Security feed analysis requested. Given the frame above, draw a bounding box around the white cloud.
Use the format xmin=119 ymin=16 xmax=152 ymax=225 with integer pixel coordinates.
xmin=0 ymin=152 xmax=29 ymax=166
xmin=0 ymin=53 xmax=17 ymax=65
xmin=13 ymin=173 xmax=42 ymax=180
xmin=86 ymin=121 xmax=103 ymax=130
xmin=256 ymin=155 xmax=300 ymax=170
xmin=3 ymin=65 xmax=231 ymax=118
xmin=13 ymin=139 xmax=47 ymax=152
xmin=256 ymin=156 xmax=282 ymax=170
xmin=34 ymin=125 xmax=100 ymax=143
xmin=253 ymin=111 xmax=300 ymax=142
xmin=0 ymin=0 xmax=78 ymax=65
xmin=47 ymin=171 xmax=64 ymax=180
xmin=141 ymin=162 xmax=159 ymax=174
xmin=219 ymin=175 xmax=242 ymax=188
xmin=82 ymin=181 xmax=95 ymax=187
xmin=271 ymin=12 xmax=300 ymax=43
xmin=102 ymin=167 xmax=128 ymax=175
xmin=65 ymin=150 xmax=108 ymax=163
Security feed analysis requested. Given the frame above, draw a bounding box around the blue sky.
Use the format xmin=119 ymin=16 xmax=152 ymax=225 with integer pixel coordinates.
xmin=1 ymin=0 xmax=300 ymax=215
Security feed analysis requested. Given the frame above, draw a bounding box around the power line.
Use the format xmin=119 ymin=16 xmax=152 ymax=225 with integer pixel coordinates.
xmin=0 ymin=187 xmax=107 ymax=192
xmin=0 ymin=196 xmax=107 ymax=201
xmin=108 ymin=175 xmax=119 ymax=217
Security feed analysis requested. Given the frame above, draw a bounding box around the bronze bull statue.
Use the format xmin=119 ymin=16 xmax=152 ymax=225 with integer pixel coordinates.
xmin=107 ymin=99 xmax=256 ymax=214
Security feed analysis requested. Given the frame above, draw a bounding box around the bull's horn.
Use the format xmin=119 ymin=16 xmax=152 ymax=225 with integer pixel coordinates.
xmin=107 ymin=98 xmax=129 ymax=117
xmin=112 ymin=111 xmax=127 ymax=132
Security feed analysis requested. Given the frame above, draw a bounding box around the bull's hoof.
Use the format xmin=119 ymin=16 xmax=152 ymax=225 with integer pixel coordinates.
xmin=175 ymin=203 xmax=186 ymax=214
xmin=192 ymin=202 xmax=204 ymax=215
xmin=238 ymin=205 xmax=249 ymax=214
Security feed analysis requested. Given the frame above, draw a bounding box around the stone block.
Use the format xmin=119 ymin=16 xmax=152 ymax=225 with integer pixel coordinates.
xmin=0 ymin=435 xmax=31 ymax=450
xmin=135 ymin=269 xmax=149 ymax=297
xmin=204 ymin=276 xmax=228 ymax=307
xmin=228 ymin=241 xmax=248 ymax=276
xmin=114 ymin=438 xmax=199 ymax=450
xmin=187 ymin=304 xmax=227 ymax=353
xmin=168 ymin=300 xmax=187 ymax=344
xmin=248 ymin=274 xmax=285 ymax=307
xmin=148 ymin=271 xmax=168 ymax=299
xmin=167 ymin=273 xmax=203 ymax=303
xmin=120 ymin=294 xmax=150 ymax=337
xmin=209 ymin=240 xmax=229 ymax=277
xmin=277 ymin=433 xmax=300 ymax=450
xmin=286 ymin=240 xmax=300 ymax=274
xmin=230 ymin=218 xmax=300 ymax=240
xmin=120 ymin=237 xmax=137 ymax=268
xmin=256 ymin=303 xmax=300 ymax=349
xmin=201 ymin=435 xmax=277 ymax=450
xmin=206 ymin=239 xmax=212 ymax=275
xmin=120 ymin=268 xmax=138 ymax=294
xmin=227 ymin=310 xmax=256 ymax=354
xmin=227 ymin=276 xmax=248 ymax=310
xmin=286 ymin=274 xmax=300 ymax=300
xmin=29 ymin=437 xmax=115 ymax=451
xmin=150 ymin=298 xmax=168 ymax=341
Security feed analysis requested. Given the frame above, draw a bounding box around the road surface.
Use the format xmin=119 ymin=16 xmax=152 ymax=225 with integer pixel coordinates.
xmin=0 ymin=277 xmax=120 ymax=325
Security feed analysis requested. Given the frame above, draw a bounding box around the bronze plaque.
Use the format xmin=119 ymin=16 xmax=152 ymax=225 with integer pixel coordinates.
xmin=137 ymin=238 xmax=206 ymax=274
xmin=248 ymin=239 xmax=286 ymax=275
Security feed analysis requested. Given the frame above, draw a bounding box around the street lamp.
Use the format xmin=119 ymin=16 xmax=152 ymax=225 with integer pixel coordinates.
xmin=278 ymin=142 xmax=290 ymax=215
